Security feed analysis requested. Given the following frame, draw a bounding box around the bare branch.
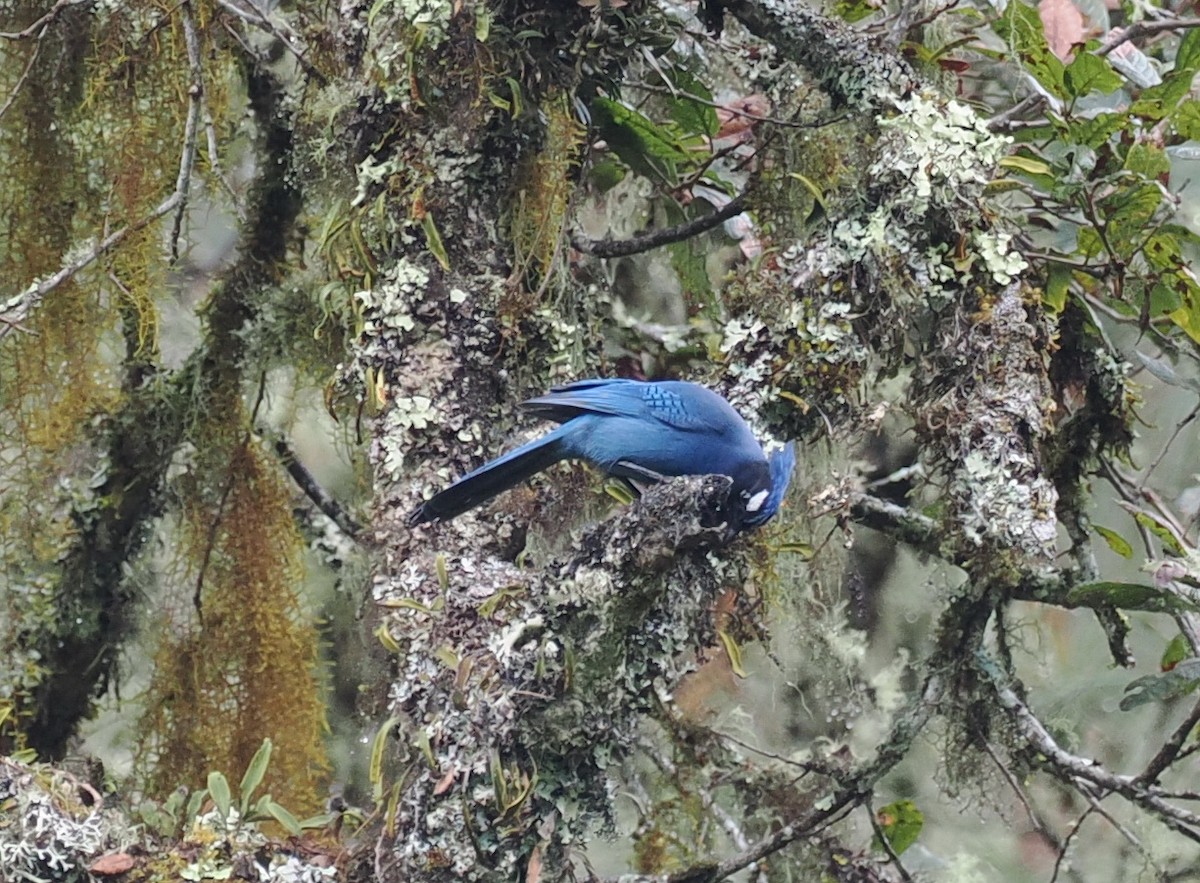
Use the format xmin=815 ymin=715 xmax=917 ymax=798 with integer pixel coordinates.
xmin=641 ymin=740 xmax=768 ymax=883
xmin=0 ymin=0 xmax=85 ymax=40
xmin=1137 ymin=698 xmax=1200 ymax=787
xmin=988 ymin=663 xmax=1200 ymax=844
xmin=211 ymin=0 xmax=326 ymax=84
xmin=2 ymin=0 xmax=206 ymax=340
xmin=1097 ymin=18 xmax=1200 ymax=57
xmin=267 ymin=432 xmax=364 ymax=540
xmin=602 ymin=672 xmax=945 ymax=883
xmin=845 ymin=492 xmax=941 ymax=556
xmin=0 ymin=25 xmax=44 ymax=124
xmin=174 ymin=1 xmax=204 ymax=263
xmin=1 ymin=196 xmax=182 ymax=342
xmin=571 ymin=194 xmax=747 ymax=258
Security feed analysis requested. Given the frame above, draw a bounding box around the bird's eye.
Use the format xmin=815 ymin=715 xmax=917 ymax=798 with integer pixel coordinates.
xmin=745 ymin=489 xmax=769 ymax=513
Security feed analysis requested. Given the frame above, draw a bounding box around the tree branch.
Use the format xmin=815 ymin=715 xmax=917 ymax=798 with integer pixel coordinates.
xmin=571 ymin=194 xmax=747 ymax=258
xmin=268 ymin=432 xmax=363 ymax=540
xmin=987 ymin=661 xmax=1200 ymax=845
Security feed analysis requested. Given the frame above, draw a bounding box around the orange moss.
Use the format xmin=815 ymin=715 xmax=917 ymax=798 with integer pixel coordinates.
xmin=138 ymin=402 xmax=329 ymax=814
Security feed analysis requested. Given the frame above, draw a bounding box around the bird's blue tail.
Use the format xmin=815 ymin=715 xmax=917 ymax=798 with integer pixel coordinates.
xmin=408 ymin=425 xmax=572 ymax=525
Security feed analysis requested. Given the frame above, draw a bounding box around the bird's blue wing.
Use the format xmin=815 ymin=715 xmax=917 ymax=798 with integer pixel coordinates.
xmin=522 ymin=379 xmax=735 ymax=433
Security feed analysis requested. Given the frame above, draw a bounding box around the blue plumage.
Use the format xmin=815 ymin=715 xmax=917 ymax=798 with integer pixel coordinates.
xmin=408 ymin=378 xmax=794 ymax=530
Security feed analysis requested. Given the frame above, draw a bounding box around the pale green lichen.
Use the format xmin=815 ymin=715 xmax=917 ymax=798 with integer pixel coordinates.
xmin=974 ymin=230 xmax=1029 ymax=285
xmin=397 ymin=0 xmax=454 ymax=46
xmin=873 ymin=94 xmax=1011 ymax=217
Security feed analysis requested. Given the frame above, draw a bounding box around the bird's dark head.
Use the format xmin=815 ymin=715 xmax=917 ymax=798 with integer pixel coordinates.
xmin=735 ymin=442 xmax=795 ymax=530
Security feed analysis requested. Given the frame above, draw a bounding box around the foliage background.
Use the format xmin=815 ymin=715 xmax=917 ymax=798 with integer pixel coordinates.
xmin=4 ymin=0 xmax=1200 ymax=881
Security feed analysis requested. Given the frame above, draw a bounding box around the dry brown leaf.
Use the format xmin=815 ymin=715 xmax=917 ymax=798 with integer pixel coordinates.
xmin=89 ymin=853 xmax=135 ymax=875
xmin=526 ymin=845 xmax=543 ymax=883
xmin=433 ymin=767 xmax=458 ymax=796
xmin=715 ymin=94 xmax=771 ymax=138
xmin=1039 ymin=0 xmax=1085 ymax=60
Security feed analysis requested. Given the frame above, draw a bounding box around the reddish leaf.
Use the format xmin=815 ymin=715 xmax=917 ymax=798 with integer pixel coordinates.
xmin=90 ymin=853 xmax=135 ymax=875
xmin=716 ymin=94 xmax=771 ymax=138
xmin=1039 ymin=0 xmax=1085 ymax=60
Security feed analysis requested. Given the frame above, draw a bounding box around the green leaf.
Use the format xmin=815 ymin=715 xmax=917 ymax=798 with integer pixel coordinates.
xmin=776 ymin=541 xmax=816 ymax=559
xmin=1066 ymin=112 xmax=1126 ymax=151
xmin=717 ymin=629 xmax=749 ymax=678
xmin=207 ymin=772 xmax=232 ymax=821
xmin=421 ymin=214 xmax=450 ymax=271
xmin=185 ymin=788 xmax=208 ymax=826
xmin=1102 ymin=182 xmax=1163 ymax=238
xmin=788 ymin=173 xmax=831 ymax=216
xmin=370 ymin=715 xmax=401 ymax=801
xmin=1044 ymin=263 xmax=1071 ymax=312
xmin=1167 ymin=274 xmax=1200 ymax=343
xmin=266 ymin=799 xmax=303 ymax=837
xmin=999 ymin=154 xmax=1053 ymax=176
xmin=1133 ymin=33 xmax=1200 ymax=119
xmin=473 ymin=7 xmax=490 ymax=41
xmin=1144 ymin=229 xmax=1185 ymax=272
xmin=1123 ymin=143 xmax=1170 ymax=178
xmin=1176 ymin=101 xmax=1200 ymax=140
xmin=834 ymin=0 xmax=879 ymax=23
xmin=993 ymin=1 xmax=1066 ymax=98
xmin=665 ymin=69 xmax=718 ymax=138
xmin=1176 ymin=27 xmax=1200 ymax=74
xmin=374 ymin=622 xmax=400 ymax=654
xmin=1162 ymin=634 xmax=1190 ymax=671
xmin=603 ymin=480 xmax=636 ymax=505
xmin=298 ymin=812 xmax=337 ymax=830
xmin=1066 ymin=581 xmax=1196 ymax=612
xmin=1133 ymin=511 xmax=1187 ymax=555
xmin=591 ymin=97 xmax=691 ymax=184
xmin=874 ymin=800 xmax=924 ymax=856
xmin=1064 ymin=52 xmax=1122 ymax=97
xmin=238 ymin=739 xmax=272 ymax=813
xmin=1122 ymin=658 xmax=1200 ymax=710
xmin=1094 ymin=525 xmax=1133 ymax=559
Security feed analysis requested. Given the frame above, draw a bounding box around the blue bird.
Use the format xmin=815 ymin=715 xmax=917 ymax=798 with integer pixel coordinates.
xmin=408 ymin=378 xmax=794 ymax=530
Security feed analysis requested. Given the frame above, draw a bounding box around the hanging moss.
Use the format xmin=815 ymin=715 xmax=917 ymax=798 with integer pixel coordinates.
xmin=138 ymin=402 xmax=329 ymax=814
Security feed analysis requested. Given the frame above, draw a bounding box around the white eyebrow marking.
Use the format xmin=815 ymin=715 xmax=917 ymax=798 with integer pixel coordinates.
xmin=745 ymin=489 xmax=769 ymax=512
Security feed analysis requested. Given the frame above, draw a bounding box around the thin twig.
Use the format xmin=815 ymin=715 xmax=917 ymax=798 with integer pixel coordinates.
xmin=1077 ymin=785 xmax=1160 ymax=874
xmin=174 ymin=1 xmax=204 ymax=263
xmin=571 ymin=194 xmax=747 ymax=258
xmin=988 ymin=94 xmax=1046 ymax=132
xmin=641 ymin=740 xmax=769 ymax=883
xmin=193 ymin=373 xmax=270 ymax=617
xmin=268 ymin=432 xmax=364 ymax=540
xmin=211 ymin=0 xmax=326 ymax=84
xmin=2 ymin=1 xmax=205 ymax=340
xmin=1097 ymin=18 xmax=1200 ymax=57
xmin=1138 ymin=697 xmax=1200 ymax=786
xmin=979 ymin=738 xmax=1062 ymax=849
xmin=1143 ymin=403 xmax=1200 ymax=485
xmin=0 ymin=24 xmax=44 ymax=124
xmin=600 ymin=673 xmax=945 ymax=883
xmin=1050 ymin=802 xmax=1097 ymax=883
xmin=988 ymin=663 xmax=1200 ymax=844
xmin=2 ymin=195 xmax=183 ymax=341
xmin=0 ymin=0 xmax=83 ymax=40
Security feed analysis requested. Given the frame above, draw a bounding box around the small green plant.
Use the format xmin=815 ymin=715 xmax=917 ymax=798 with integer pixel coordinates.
xmin=141 ymin=739 xmax=336 ymax=839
